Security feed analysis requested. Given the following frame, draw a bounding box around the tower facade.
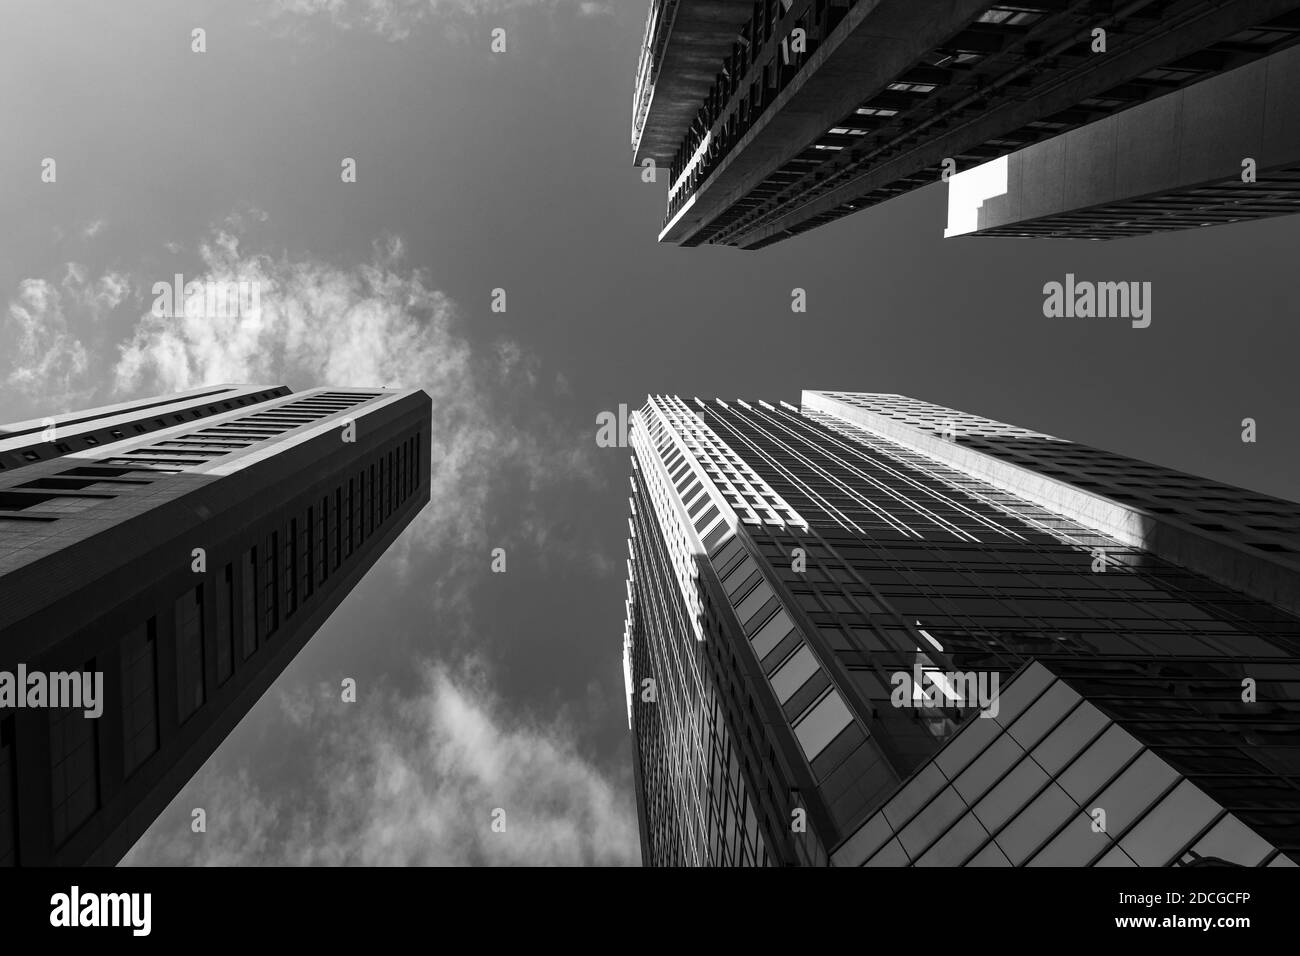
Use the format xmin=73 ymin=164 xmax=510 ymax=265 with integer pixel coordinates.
xmin=622 ymin=391 xmax=1300 ymax=866
xmin=0 ymin=384 xmax=431 ymax=865
xmin=632 ymin=0 xmax=1300 ymax=249
xmin=945 ymin=41 xmax=1300 ymax=239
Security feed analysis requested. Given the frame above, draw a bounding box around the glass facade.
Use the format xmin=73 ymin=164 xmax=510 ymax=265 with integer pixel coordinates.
xmin=623 ymin=392 xmax=1300 ymax=866
xmin=835 ymin=661 xmax=1298 ymax=868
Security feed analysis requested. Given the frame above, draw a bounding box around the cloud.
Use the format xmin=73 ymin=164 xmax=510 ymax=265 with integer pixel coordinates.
xmin=112 ymin=226 xmax=600 ymax=582
xmin=3 ymin=264 xmax=132 ymax=409
xmin=121 ymin=656 xmax=640 ymax=866
xmin=267 ymin=0 xmax=610 ymax=41
xmin=5 ymin=216 xmax=604 ymax=587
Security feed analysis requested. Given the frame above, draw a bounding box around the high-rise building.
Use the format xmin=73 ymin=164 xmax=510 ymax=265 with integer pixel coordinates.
xmin=946 ymin=41 xmax=1300 ymax=239
xmin=621 ymin=390 xmax=1300 ymax=866
xmin=632 ymin=1 xmax=1300 ymax=249
xmin=0 ymin=384 xmax=431 ymax=865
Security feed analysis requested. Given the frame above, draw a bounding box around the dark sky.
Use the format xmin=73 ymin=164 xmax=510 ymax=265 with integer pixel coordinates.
xmin=0 ymin=0 xmax=1296 ymax=864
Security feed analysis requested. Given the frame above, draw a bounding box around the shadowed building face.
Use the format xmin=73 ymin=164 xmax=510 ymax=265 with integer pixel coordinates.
xmin=622 ymin=391 xmax=1300 ymax=866
xmin=945 ymin=41 xmax=1300 ymax=240
xmin=0 ymin=384 xmax=431 ymax=865
xmin=633 ymin=0 xmax=1300 ymax=249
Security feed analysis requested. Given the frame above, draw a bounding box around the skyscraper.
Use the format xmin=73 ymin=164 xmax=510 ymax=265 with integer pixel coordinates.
xmin=946 ymin=40 xmax=1300 ymax=239
xmin=632 ymin=1 xmax=1300 ymax=249
xmin=0 ymin=384 xmax=431 ymax=865
xmin=621 ymin=390 xmax=1300 ymax=866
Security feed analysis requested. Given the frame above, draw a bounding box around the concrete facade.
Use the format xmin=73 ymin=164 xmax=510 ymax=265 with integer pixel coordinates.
xmin=0 ymin=386 xmax=432 ymax=865
xmin=948 ymin=42 xmax=1300 ymax=238
xmin=633 ymin=0 xmax=756 ymax=165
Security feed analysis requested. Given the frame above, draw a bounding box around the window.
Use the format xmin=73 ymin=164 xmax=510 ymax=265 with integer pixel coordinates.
xmin=770 ymin=645 xmax=820 ymax=704
xmin=995 ymin=783 xmax=1078 ymax=866
xmin=121 ymin=620 xmax=159 ymax=774
xmin=283 ymin=520 xmax=297 ymax=618
xmin=1119 ymin=780 xmax=1219 ymax=867
xmin=397 ymin=443 xmax=405 ymax=503
xmin=1188 ymin=813 xmax=1274 ymax=867
xmin=241 ymin=548 xmax=259 ymax=659
xmin=734 ymin=580 xmax=775 ymax=630
xmin=0 ymin=717 xmax=16 ymax=866
xmin=1059 ymin=724 xmax=1143 ymax=804
xmin=332 ymin=487 xmax=342 ymax=570
xmin=1086 ymin=750 xmax=1179 ymax=837
xmin=793 ymin=690 xmax=854 ymax=761
xmin=1031 ymin=700 xmax=1107 ymax=776
xmin=216 ymin=564 xmax=234 ymax=684
xmin=262 ymin=532 xmax=278 ymax=637
xmin=174 ymin=586 xmax=205 ymax=722
xmin=50 ymin=671 xmax=100 ymax=844
xmin=723 ymin=558 xmax=760 ymax=598
xmin=303 ymin=508 xmax=314 ymax=600
xmin=345 ymin=479 xmax=355 ymax=557
xmin=368 ymin=463 xmax=376 ymax=535
xmin=751 ymin=610 xmax=796 ymax=662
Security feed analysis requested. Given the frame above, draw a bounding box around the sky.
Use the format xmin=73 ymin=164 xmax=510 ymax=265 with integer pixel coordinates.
xmin=1 ymin=0 xmax=1297 ymax=866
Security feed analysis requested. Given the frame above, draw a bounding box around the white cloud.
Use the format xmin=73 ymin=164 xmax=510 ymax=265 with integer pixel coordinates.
xmin=5 ymin=220 xmax=601 ymax=579
xmin=3 ymin=264 xmax=132 ymax=409
xmin=121 ymin=656 xmax=640 ymax=866
xmin=5 ymin=279 xmax=88 ymax=406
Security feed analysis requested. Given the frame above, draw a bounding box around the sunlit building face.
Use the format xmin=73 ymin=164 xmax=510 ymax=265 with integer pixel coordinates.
xmin=622 ymin=391 xmax=1300 ymax=867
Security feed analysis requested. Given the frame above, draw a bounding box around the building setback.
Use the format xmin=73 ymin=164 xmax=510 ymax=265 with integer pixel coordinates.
xmin=632 ymin=0 xmax=1300 ymax=249
xmin=0 ymin=384 xmax=431 ymax=865
xmin=945 ymin=40 xmax=1300 ymax=239
xmin=621 ymin=390 xmax=1300 ymax=866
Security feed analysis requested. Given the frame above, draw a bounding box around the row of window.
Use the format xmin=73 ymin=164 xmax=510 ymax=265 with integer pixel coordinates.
xmin=1 ymin=392 xmax=382 ymax=522
xmin=112 ymin=392 xmax=380 ymax=469
xmin=1 ymin=429 xmax=423 ymax=862
xmin=0 ymin=387 xmax=290 ymax=472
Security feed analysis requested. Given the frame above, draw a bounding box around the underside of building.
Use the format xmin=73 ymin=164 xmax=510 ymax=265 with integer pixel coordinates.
xmin=632 ymin=0 xmax=1300 ymax=249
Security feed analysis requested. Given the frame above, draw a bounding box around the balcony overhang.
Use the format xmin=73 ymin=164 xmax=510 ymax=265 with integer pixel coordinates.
xmin=946 ymin=42 xmax=1300 ymax=239
xmin=632 ymin=0 xmax=756 ymax=168
xmin=658 ymin=0 xmax=991 ymax=245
